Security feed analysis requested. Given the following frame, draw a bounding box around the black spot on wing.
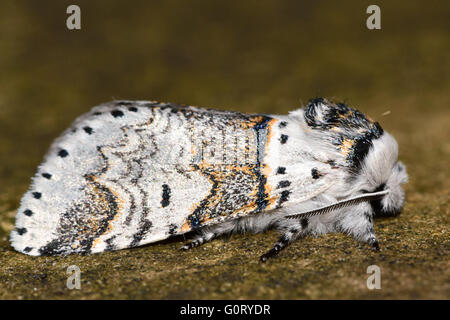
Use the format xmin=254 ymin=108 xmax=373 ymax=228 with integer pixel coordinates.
xmin=280 ymin=134 xmax=289 ymax=144
xmin=161 ymin=184 xmax=171 ymax=208
xmin=42 ymin=173 xmax=52 ymax=179
xmin=83 ymin=126 xmax=93 ymax=134
xmin=277 ymin=180 xmax=291 ymax=189
xmin=276 ymin=167 xmax=286 ymax=174
xmin=278 ymin=190 xmax=291 ymax=207
xmin=32 ymin=192 xmax=42 ymax=199
xmin=17 ymin=227 xmax=27 ymax=235
xmin=279 ymin=121 xmax=288 ymax=128
xmin=111 ymin=110 xmax=124 ymax=118
xmin=311 ymin=168 xmax=321 ymax=179
xmin=24 ymin=209 xmax=34 ymax=216
xmin=23 ymin=247 xmax=32 ymax=253
xmin=58 ymin=149 xmax=69 ymax=158
xmin=128 ymin=106 xmax=138 ymax=112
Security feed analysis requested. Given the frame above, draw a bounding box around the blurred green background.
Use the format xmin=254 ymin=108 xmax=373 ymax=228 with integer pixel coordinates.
xmin=0 ymin=0 xmax=448 ymax=299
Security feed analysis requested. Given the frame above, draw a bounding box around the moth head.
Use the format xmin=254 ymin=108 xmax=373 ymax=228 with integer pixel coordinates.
xmin=299 ymin=98 xmax=408 ymax=217
xmin=359 ymin=132 xmax=408 ymax=217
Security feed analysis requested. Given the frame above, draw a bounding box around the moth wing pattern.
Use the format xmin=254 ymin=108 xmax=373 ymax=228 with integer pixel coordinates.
xmin=11 ymin=100 xmax=339 ymax=256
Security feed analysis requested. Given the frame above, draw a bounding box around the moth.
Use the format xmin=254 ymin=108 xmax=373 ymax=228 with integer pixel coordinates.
xmin=10 ymin=98 xmax=408 ymax=261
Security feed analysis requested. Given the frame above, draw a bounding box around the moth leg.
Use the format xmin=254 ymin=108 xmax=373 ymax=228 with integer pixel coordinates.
xmin=180 ymin=231 xmax=215 ymax=250
xmin=181 ymin=222 xmax=235 ymax=250
xmin=345 ymin=212 xmax=380 ymax=251
xmin=367 ymin=236 xmax=380 ymax=251
xmin=362 ymin=216 xmax=380 ymax=251
xmin=259 ymin=235 xmax=290 ymax=262
xmin=260 ymin=222 xmax=305 ymax=262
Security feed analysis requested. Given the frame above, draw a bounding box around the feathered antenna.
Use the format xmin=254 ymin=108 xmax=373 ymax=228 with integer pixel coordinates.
xmin=285 ymin=189 xmax=389 ymax=220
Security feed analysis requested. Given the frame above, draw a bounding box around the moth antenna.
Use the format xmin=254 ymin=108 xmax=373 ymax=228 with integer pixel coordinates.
xmin=285 ymin=189 xmax=390 ymax=220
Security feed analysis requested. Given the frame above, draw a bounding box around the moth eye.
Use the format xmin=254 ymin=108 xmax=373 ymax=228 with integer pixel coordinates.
xmin=361 ymin=182 xmax=386 ymax=195
xmin=375 ymin=183 xmax=386 ymax=192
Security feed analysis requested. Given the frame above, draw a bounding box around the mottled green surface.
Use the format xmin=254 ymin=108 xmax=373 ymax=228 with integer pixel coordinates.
xmin=0 ymin=0 xmax=448 ymax=299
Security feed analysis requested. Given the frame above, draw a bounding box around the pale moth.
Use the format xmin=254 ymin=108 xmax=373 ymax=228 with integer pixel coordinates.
xmin=11 ymin=98 xmax=408 ymax=261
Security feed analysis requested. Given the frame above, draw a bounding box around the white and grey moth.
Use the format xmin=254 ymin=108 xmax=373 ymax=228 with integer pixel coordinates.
xmin=11 ymin=98 xmax=408 ymax=261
